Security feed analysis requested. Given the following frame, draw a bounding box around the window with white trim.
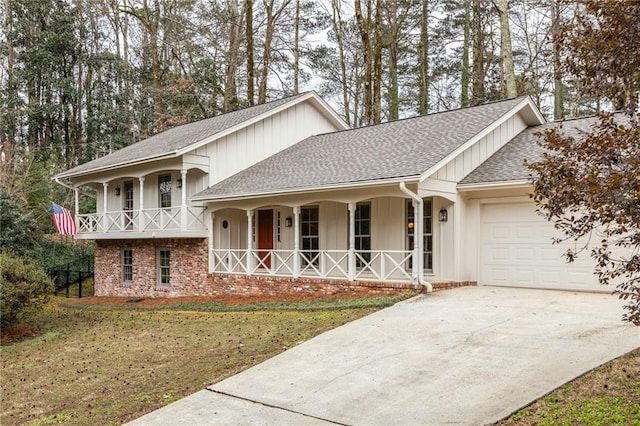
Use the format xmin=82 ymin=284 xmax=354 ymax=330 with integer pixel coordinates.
xmin=159 ymin=174 xmax=172 ymax=208
xmin=122 ymin=248 xmax=133 ymax=282
xmin=406 ymin=199 xmax=433 ymax=272
xmin=157 ymin=248 xmax=170 ymax=285
xmin=300 ymin=206 xmax=319 ymax=267
xmin=354 ymin=203 xmax=371 ymax=267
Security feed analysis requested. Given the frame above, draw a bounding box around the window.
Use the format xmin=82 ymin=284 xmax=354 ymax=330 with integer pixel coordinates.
xmin=406 ymin=199 xmax=433 ymax=272
xmin=300 ymin=206 xmax=319 ymax=267
xmin=123 ymin=181 xmax=134 ymax=229
xmin=157 ymin=248 xmax=170 ymax=285
xmin=354 ymin=203 xmax=371 ymax=267
xmin=159 ymin=174 xmax=172 ymax=208
xmin=122 ymin=248 xmax=133 ymax=282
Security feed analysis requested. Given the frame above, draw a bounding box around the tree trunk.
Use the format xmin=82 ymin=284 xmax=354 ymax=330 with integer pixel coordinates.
xmin=460 ymin=0 xmax=470 ymax=108
xmin=471 ymin=0 xmax=484 ymax=105
xmin=223 ymin=0 xmax=241 ymax=112
xmin=498 ymin=0 xmax=517 ymax=99
xmin=355 ymin=0 xmax=373 ymax=124
xmin=293 ymin=0 xmax=300 ymax=94
xmin=331 ymin=0 xmax=350 ymax=125
xmin=418 ymin=0 xmax=429 ymax=115
xmin=551 ymin=1 xmax=564 ymax=120
xmin=246 ymin=0 xmax=255 ymax=105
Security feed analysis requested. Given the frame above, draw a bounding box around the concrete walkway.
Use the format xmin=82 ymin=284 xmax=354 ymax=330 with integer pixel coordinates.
xmin=128 ymin=286 xmax=639 ymax=425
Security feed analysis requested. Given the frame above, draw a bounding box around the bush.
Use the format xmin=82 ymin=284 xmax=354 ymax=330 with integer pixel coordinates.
xmin=1 ymin=251 xmax=53 ymax=329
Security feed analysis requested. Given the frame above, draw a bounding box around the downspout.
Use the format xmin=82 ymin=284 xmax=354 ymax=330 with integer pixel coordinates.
xmin=399 ymin=182 xmax=433 ymax=293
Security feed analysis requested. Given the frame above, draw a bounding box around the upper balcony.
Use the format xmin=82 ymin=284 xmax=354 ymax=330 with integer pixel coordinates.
xmin=77 ymin=206 xmax=208 ymax=239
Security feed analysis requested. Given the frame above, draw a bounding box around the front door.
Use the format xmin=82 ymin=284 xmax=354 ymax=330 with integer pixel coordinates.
xmin=257 ymin=210 xmax=274 ymax=269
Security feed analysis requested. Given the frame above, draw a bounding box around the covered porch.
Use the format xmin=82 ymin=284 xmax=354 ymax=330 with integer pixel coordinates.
xmin=205 ymin=184 xmax=454 ymax=289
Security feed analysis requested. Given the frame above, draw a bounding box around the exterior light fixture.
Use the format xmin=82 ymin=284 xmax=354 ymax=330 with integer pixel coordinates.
xmin=176 ymin=178 xmax=182 ymax=188
xmin=408 ymin=222 xmax=414 ymax=229
xmin=114 ymin=187 xmax=121 ymax=196
xmin=285 ymin=217 xmax=293 ymax=227
xmin=439 ymin=208 xmax=448 ymax=222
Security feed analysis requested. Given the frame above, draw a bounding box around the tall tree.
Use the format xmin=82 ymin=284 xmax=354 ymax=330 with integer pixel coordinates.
xmin=497 ymin=0 xmax=516 ymax=98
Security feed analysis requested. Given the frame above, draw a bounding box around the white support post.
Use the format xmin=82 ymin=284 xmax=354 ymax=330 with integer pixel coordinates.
xmin=208 ymin=211 xmax=215 ymax=273
xmin=138 ymin=177 xmax=145 ymax=231
xmin=180 ymin=169 xmax=188 ymax=231
xmin=246 ymin=210 xmax=254 ymax=275
xmin=74 ymin=187 xmax=79 ymax=231
xmin=348 ymin=202 xmax=356 ymax=281
xmin=293 ymin=206 xmax=300 ymax=278
xmin=102 ymin=182 xmax=109 ymax=232
xmin=417 ymin=197 xmax=425 ymax=280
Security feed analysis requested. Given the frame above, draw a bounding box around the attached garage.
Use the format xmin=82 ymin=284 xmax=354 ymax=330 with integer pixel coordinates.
xmin=480 ymin=202 xmax=604 ymax=292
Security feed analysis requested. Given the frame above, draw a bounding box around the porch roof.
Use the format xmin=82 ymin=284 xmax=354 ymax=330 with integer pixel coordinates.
xmin=459 ymin=115 xmax=601 ymax=185
xmin=193 ymin=97 xmax=530 ymax=201
xmin=55 ymin=92 xmax=341 ymax=179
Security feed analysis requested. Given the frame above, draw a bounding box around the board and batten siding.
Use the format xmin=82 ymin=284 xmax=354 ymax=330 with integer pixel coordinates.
xmin=199 ymin=101 xmax=339 ymax=186
xmin=434 ymin=113 xmax=527 ymax=182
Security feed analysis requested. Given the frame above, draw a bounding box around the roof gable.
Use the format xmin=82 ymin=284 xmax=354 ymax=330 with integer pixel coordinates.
xmin=194 ymin=96 xmax=536 ymax=200
xmin=459 ymin=115 xmax=601 ymax=185
xmin=55 ymin=92 xmax=346 ymax=179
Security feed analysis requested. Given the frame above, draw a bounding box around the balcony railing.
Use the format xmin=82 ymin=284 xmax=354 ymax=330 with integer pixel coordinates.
xmin=77 ymin=206 xmax=207 ymax=234
xmin=211 ymin=249 xmax=414 ymax=282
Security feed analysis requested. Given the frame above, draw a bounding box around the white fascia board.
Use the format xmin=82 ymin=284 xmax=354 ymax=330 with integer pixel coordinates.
xmin=457 ymin=180 xmax=532 ymax=191
xmin=175 ymin=92 xmax=349 ymax=157
xmin=190 ymin=175 xmax=421 ymax=203
xmin=418 ymin=97 xmax=545 ymax=183
xmin=55 ymin=153 xmax=177 ymax=180
xmin=74 ymin=231 xmax=208 ymax=240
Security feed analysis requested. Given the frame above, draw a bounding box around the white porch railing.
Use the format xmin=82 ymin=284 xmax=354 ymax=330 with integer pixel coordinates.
xmin=210 ymin=249 xmax=413 ymax=282
xmin=77 ymin=206 xmax=207 ymax=234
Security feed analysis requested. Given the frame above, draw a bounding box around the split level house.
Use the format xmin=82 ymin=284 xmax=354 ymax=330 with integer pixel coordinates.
xmin=54 ymin=92 xmax=607 ymax=297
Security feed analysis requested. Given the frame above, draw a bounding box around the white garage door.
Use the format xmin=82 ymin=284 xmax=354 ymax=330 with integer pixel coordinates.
xmin=481 ymin=202 xmax=603 ymax=292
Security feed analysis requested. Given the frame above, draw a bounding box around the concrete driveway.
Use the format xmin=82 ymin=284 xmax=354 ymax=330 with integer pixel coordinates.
xmin=128 ymin=286 xmax=639 ymax=425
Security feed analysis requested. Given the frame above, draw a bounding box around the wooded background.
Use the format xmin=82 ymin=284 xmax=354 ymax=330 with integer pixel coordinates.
xmin=1 ymin=0 xmax=607 ymax=172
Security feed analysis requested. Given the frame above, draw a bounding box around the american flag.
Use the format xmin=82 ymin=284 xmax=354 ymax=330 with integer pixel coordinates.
xmin=50 ymin=202 xmax=77 ymax=235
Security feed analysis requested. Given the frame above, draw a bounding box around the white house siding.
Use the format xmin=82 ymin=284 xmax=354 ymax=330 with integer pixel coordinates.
xmin=434 ymin=113 xmax=527 ymax=182
xmin=201 ymin=101 xmax=340 ymax=186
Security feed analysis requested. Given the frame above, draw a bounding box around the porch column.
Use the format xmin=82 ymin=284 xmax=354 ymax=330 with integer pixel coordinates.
xmin=74 ymin=187 xmax=79 ymax=231
xmin=102 ymin=182 xmax=108 ymax=232
xmin=348 ymin=202 xmax=356 ymax=280
xmin=293 ymin=206 xmax=300 ymax=278
xmin=138 ymin=177 xmax=145 ymax=231
xmin=180 ymin=169 xmax=188 ymax=231
xmin=246 ymin=209 xmax=254 ymax=275
xmin=208 ymin=211 xmax=215 ymax=273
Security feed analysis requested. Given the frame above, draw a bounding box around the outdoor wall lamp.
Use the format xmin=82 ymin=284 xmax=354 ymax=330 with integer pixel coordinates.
xmin=176 ymin=178 xmax=182 ymax=188
xmin=114 ymin=187 xmax=121 ymax=196
xmin=439 ymin=208 xmax=448 ymax=222
xmin=407 ymin=222 xmax=414 ymax=229
xmin=285 ymin=217 xmax=293 ymax=227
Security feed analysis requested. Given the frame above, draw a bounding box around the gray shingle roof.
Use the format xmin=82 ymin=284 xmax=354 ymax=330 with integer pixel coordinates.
xmin=460 ymin=115 xmax=601 ymax=184
xmin=56 ymin=93 xmax=309 ymax=178
xmin=194 ymin=97 xmax=528 ymax=200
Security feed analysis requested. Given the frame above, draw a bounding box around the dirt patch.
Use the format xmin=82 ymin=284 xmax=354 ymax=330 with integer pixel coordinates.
xmin=0 ymin=324 xmax=34 ymax=344
xmin=59 ymin=288 xmax=413 ymax=308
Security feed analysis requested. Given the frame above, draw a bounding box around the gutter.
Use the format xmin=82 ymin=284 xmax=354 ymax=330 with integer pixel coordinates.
xmin=399 ymin=182 xmax=433 ymax=293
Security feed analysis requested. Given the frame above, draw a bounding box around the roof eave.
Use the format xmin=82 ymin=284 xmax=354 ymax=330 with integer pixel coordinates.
xmin=191 ymin=175 xmax=421 ymax=202
xmin=54 ymin=153 xmax=178 ymax=179
xmin=457 ymin=179 xmax=532 ymax=191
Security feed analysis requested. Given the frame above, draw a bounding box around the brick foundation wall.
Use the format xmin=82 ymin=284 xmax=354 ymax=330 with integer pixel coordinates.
xmin=95 ymin=239 xmax=475 ymax=298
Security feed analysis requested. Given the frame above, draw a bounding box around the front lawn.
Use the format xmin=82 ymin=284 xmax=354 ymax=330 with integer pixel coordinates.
xmin=1 ymin=295 xmax=406 ymax=425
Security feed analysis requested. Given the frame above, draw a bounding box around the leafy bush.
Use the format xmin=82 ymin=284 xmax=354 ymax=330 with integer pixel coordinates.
xmin=0 ymin=251 xmax=53 ymax=329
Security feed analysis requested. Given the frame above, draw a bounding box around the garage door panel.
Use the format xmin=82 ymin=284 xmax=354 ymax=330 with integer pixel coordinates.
xmin=481 ymin=202 xmax=601 ymax=291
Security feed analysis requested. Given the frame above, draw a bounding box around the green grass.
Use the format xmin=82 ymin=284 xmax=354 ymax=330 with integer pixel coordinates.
xmin=499 ymin=348 xmax=640 ymax=426
xmin=0 ymin=296 xmax=396 ymax=425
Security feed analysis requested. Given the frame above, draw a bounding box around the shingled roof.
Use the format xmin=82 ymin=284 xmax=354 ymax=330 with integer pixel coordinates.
xmin=460 ymin=115 xmax=601 ymax=185
xmin=193 ymin=97 xmax=534 ymax=200
xmin=55 ymin=92 xmax=315 ymax=179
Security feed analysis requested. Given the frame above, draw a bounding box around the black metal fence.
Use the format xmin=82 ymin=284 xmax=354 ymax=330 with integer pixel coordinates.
xmin=48 ymin=255 xmax=94 ymax=298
